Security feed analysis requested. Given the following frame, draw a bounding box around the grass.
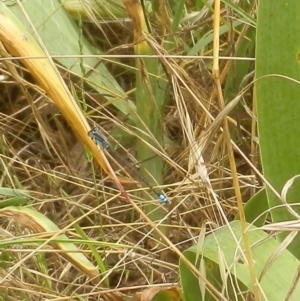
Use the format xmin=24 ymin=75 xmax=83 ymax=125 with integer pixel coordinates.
xmin=0 ymin=0 xmax=283 ymax=300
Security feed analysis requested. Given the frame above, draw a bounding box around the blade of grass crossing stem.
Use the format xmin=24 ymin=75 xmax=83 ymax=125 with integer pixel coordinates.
xmin=72 ymin=222 xmax=109 ymax=287
xmin=151 ymin=0 xmax=185 ymax=108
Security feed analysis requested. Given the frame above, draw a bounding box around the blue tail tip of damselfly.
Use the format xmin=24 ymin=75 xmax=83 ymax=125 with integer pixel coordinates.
xmin=158 ymin=193 xmax=168 ymax=205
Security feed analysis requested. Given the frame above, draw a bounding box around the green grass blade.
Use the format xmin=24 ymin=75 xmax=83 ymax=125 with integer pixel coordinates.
xmin=124 ymin=1 xmax=167 ymax=219
xmin=255 ymin=0 xmax=300 ymax=257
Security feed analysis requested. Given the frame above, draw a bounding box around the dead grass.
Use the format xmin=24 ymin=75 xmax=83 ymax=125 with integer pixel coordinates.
xmin=0 ymin=1 xmax=258 ymax=300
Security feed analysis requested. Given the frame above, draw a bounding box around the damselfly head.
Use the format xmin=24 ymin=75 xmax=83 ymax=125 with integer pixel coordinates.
xmin=88 ymin=127 xmax=98 ymax=137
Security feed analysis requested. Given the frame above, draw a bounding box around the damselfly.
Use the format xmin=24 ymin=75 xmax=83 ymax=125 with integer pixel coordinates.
xmin=88 ymin=126 xmax=168 ymax=205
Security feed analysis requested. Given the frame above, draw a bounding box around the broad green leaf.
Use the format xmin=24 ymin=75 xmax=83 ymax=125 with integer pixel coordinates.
xmin=180 ymin=220 xmax=300 ymax=301
xmin=255 ymin=0 xmax=300 ymax=257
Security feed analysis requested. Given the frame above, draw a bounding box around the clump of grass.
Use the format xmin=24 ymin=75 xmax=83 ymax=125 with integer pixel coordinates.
xmin=0 ymin=1 xmax=257 ymax=300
